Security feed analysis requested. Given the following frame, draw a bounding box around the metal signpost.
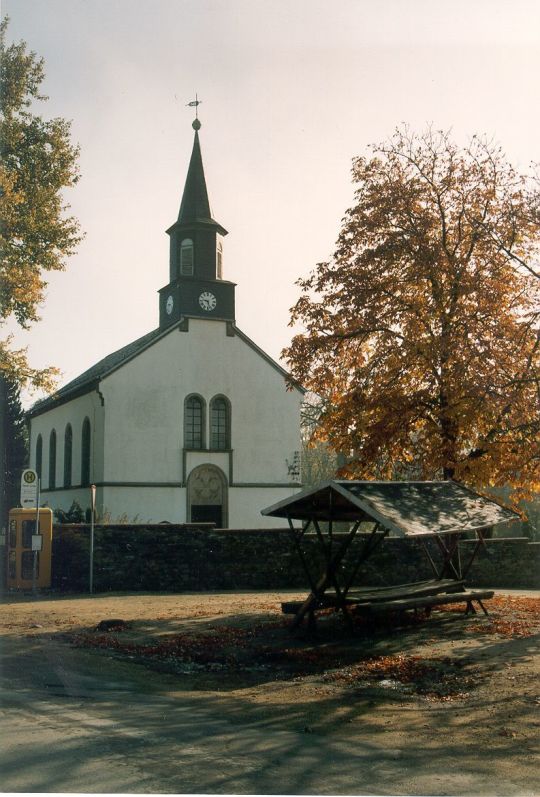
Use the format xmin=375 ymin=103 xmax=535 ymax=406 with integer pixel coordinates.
xmin=20 ymin=470 xmax=40 ymax=593
xmin=89 ymin=484 xmax=96 ymax=593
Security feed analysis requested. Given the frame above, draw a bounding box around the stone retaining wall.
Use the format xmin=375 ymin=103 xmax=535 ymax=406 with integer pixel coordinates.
xmin=51 ymin=524 xmax=540 ymax=592
xmin=459 ymin=538 xmax=540 ymax=589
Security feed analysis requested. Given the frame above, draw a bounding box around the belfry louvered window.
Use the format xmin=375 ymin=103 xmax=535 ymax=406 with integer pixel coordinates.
xmin=217 ymin=240 xmax=223 ymax=279
xmin=180 ymin=239 xmax=194 ymax=276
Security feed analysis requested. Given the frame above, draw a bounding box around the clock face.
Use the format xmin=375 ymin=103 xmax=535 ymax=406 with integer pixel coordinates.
xmin=165 ymin=295 xmax=174 ymax=315
xmin=199 ymin=291 xmax=217 ymax=312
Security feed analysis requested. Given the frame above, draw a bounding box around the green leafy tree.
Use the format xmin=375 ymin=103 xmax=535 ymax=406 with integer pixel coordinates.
xmin=0 ymin=17 xmax=82 ymax=389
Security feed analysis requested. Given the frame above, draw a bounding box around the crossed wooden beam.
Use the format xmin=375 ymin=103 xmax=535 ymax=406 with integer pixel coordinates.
xmin=284 ymin=515 xmax=492 ymax=629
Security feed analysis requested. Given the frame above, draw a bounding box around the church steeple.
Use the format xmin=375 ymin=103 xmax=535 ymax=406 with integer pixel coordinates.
xmin=159 ymin=116 xmax=235 ymax=329
xmin=166 ymin=119 xmax=228 ymax=283
xmin=177 ymin=122 xmax=226 ymax=233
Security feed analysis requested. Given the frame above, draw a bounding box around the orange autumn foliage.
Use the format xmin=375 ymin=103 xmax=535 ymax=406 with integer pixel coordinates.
xmin=285 ymin=128 xmax=540 ymax=503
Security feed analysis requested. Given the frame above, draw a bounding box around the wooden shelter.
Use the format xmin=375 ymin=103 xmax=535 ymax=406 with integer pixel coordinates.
xmin=262 ymin=480 xmax=520 ymax=628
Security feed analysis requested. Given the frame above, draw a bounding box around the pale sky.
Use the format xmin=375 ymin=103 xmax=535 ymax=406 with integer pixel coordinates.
xmin=5 ymin=0 xmax=540 ymax=406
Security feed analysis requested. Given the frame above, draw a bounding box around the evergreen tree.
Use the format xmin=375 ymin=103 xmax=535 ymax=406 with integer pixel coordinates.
xmin=0 ymin=374 xmax=28 ymax=526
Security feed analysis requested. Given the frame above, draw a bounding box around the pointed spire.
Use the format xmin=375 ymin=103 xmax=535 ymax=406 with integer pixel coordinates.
xmin=178 ymin=122 xmax=211 ymax=223
xmin=176 ymin=120 xmax=227 ymax=235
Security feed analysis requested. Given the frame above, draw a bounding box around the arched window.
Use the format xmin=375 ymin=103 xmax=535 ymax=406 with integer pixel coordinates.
xmin=48 ymin=429 xmax=57 ymax=489
xmin=184 ymin=395 xmax=205 ymax=450
xmin=64 ymin=424 xmax=73 ymax=488
xmin=210 ymin=396 xmax=230 ymax=450
xmin=81 ymin=417 xmax=91 ymax=487
xmin=35 ymin=435 xmax=43 ymax=481
xmin=217 ymin=240 xmax=223 ymax=279
xmin=180 ymin=238 xmax=194 ymax=276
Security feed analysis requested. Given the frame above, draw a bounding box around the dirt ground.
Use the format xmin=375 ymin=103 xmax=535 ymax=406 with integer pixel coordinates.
xmin=1 ymin=588 xmax=539 ymax=795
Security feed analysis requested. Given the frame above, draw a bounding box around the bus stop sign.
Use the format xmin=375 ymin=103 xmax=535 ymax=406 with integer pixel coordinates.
xmin=20 ymin=469 xmax=39 ymax=508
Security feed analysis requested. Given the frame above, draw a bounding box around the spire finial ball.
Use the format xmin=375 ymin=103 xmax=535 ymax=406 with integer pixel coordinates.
xmin=192 ymin=118 xmax=201 ymax=131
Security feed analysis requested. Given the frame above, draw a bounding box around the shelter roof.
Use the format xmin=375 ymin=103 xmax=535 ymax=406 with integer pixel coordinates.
xmin=262 ymin=480 xmax=519 ymax=537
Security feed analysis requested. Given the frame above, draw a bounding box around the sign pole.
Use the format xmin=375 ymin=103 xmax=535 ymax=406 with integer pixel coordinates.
xmin=89 ymin=484 xmax=96 ymax=594
xmin=32 ymin=478 xmax=40 ymax=594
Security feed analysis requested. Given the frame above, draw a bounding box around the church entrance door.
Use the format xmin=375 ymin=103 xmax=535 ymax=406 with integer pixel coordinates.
xmin=191 ymin=505 xmax=223 ymax=527
xmin=187 ymin=464 xmax=227 ymax=528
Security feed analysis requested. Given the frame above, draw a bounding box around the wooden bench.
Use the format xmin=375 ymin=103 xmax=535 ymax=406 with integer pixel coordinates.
xmin=281 ymin=578 xmax=465 ymax=614
xmin=281 ymin=579 xmax=494 ymax=625
xmin=355 ymin=588 xmax=494 ymax=617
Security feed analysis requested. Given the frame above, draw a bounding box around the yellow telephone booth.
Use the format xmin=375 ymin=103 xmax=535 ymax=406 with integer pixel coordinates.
xmin=7 ymin=508 xmax=53 ymax=589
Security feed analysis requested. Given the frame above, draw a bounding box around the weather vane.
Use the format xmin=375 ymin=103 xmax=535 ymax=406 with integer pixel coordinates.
xmin=187 ymin=94 xmax=202 ymax=126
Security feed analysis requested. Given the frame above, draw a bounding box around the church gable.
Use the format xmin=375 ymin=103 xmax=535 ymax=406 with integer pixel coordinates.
xmin=28 ymin=326 xmax=165 ymax=419
xmin=27 ymin=111 xmax=303 ymax=527
xmin=98 ymin=317 xmax=302 ymax=486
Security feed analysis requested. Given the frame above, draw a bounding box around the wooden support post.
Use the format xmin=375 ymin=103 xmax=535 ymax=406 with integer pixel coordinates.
xmin=420 ymin=539 xmax=440 ymax=578
xmin=454 ymin=534 xmax=463 ymax=580
xmin=466 ymin=600 xmax=476 ymax=615
xmin=434 ymin=534 xmax=461 ymax=580
xmin=462 ymin=529 xmax=490 ymax=578
xmin=312 ymin=518 xmax=347 ymax=610
xmin=307 ymin=609 xmax=317 ymax=634
xmin=344 ymin=523 xmax=387 ymax=594
xmin=290 ymin=519 xmax=362 ymax=629
xmin=286 ymin=515 xmax=317 ymax=594
xmin=477 ymin=598 xmax=489 ymax=616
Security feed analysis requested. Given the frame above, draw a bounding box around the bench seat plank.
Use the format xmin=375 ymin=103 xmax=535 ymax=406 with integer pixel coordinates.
xmin=345 ymin=578 xmax=465 ymax=604
xmin=281 ymin=578 xmax=466 ymax=614
xmin=357 ymin=589 xmax=494 ymax=614
xmin=282 ymin=587 xmax=493 ymax=616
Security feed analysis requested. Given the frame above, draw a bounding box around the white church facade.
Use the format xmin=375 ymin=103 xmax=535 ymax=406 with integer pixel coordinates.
xmin=27 ymin=119 xmax=304 ymax=527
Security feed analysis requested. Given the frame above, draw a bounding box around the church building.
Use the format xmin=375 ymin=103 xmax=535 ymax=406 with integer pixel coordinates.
xmin=27 ymin=118 xmax=304 ymax=527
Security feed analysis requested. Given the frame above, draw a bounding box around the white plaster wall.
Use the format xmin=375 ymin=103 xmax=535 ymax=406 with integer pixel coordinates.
xmin=40 ymin=488 xmax=95 ymax=516
xmin=228 ymin=487 xmax=299 ymax=528
xmin=100 ymin=319 xmax=303 ymax=486
xmin=185 ymin=450 xmax=230 ymax=478
xmin=95 ymin=485 xmax=298 ymax=526
xmin=29 ymin=318 xmax=302 ymax=526
xmin=100 ymin=487 xmax=186 ymax=523
xmin=29 ymin=391 xmax=104 ymax=500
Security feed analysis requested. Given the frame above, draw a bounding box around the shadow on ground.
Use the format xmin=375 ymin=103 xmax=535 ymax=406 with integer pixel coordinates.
xmin=1 ymin=592 xmax=538 ymax=794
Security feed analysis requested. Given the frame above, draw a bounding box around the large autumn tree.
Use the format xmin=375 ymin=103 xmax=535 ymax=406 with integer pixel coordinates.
xmin=285 ymin=127 xmax=540 ymax=501
xmin=0 ymin=17 xmax=82 ymax=390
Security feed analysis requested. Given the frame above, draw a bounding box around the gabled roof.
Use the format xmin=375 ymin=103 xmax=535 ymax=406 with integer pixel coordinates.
xmin=27 ymin=326 xmax=166 ymax=418
xmin=262 ymin=479 xmax=520 ymax=537
xmin=28 ymin=320 xmax=304 ymax=419
xmin=233 ymin=326 xmax=306 ymax=394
